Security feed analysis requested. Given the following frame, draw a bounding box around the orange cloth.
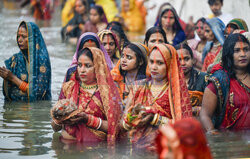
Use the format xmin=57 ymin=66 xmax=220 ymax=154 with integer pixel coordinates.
xmin=124 ymin=44 xmax=192 ymax=151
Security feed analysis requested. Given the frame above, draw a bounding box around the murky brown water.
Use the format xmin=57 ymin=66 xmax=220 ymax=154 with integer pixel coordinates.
xmin=0 ymin=4 xmax=249 ymax=159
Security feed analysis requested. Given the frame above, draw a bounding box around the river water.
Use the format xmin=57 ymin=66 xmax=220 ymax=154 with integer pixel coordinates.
xmin=0 ymin=4 xmax=250 ymax=159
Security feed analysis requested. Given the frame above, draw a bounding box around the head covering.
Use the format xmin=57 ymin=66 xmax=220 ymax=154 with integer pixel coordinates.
xmin=71 ymin=32 xmax=113 ymax=70
xmin=148 ymin=44 xmax=192 ymax=120
xmin=156 ymin=118 xmax=213 ymax=159
xmin=202 ymin=18 xmax=225 ymax=62
xmin=206 ymin=17 xmax=225 ymax=45
xmin=4 ymin=21 xmax=51 ymax=101
xmin=227 ymin=18 xmax=248 ymax=32
xmin=98 ymin=29 xmax=121 ymax=58
xmin=156 ymin=3 xmax=186 ymax=45
xmin=55 ymin=47 xmax=122 ymax=145
xmin=59 ymin=32 xmax=113 ymax=99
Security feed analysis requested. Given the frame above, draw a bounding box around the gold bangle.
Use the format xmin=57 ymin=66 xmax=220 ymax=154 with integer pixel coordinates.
xmin=150 ymin=114 xmax=159 ymax=125
xmin=123 ymin=120 xmax=131 ymax=131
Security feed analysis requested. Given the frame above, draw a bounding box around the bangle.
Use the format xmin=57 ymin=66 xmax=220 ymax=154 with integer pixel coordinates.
xmin=86 ymin=114 xmax=100 ymax=129
xmin=19 ymin=81 xmax=28 ymax=92
xmin=123 ymin=120 xmax=131 ymax=131
xmin=96 ymin=118 xmax=102 ymax=130
xmin=150 ymin=114 xmax=159 ymax=125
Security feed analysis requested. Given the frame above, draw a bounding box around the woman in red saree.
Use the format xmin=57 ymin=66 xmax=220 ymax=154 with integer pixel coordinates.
xmin=121 ymin=44 xmax=192 ymax=152
xmin=51 ymin=47 xmax=122 ymax=145
xmin=156 ymin=118 xmax=212 ymax=159
xmin=201 ymin=33 xmax=250 ymax=132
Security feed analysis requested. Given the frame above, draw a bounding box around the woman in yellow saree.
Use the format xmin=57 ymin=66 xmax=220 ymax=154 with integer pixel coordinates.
xmin=122 ymin=44 xmax=192 ymax=151
xmin=121 ymin=0 xmax=145 ymax=32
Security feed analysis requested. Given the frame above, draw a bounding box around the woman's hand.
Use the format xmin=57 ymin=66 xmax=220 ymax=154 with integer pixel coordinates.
xmin=66 ymin=25 xmax=74 ymax=33
xmin=136 ymin=113 xmax=154 ymax=128
xmin=0 ymin=67 xmax=14 ymax=81
xmin=68 ymin=112 xmax=88 ymax=124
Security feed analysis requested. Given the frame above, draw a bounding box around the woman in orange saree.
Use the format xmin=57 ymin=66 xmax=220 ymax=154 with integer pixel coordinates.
xmin=121 ymin=44 xmax=192 ymax=152
xmin=51 ymin=47 xmax=122 ymax=145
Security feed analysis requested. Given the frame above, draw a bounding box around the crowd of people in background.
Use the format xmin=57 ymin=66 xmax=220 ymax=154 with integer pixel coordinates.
xmin=0 ymin=0 xmax=249 ymax=158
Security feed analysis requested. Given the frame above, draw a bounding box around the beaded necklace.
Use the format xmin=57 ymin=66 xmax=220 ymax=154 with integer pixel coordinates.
xmin=81 ymin=82 xmax=98 ymax=89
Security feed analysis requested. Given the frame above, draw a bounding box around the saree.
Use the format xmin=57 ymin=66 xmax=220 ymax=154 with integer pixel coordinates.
xmin=209 ymin=64 xmax=250 ymax=130
xmin=121 ymin=0 xmax=145 ymax=32
xmin=54 ymin=47 xmax=122 ymax=145
xmin=61 ymin=0 xmax=76 ymax=27
xmin=155 ymin=3 xmax=186 ymax=46
xmin=31 ymin=0 xmax=52 ymax=20
xmin=98 ymin=29 xmax=122 ymax=63
xmin=124 ymin=44 xmax=192 ymax=151
xmin=156 ymin=118 xmax=213 ymax=159
xmin=188 ymin=68 xmax=208 ymax=108
xmin=111 ymin=43 xmax=148 ymax=102
xmin=202 ymin=17 xmax=225 ymax=67
xmin=211 ymin=18 xmax=249 ymax=67
xmin=95 ymin=0 xmax=118 ymax=22
xmin=59 ymin=32 xmax=113 ymax=99
xmin=3 ymin=21 xmax=51 ymax=102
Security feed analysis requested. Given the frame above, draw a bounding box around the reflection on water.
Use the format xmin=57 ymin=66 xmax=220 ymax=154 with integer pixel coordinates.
xmin=0 ymin=3 xmax=250 ymax=159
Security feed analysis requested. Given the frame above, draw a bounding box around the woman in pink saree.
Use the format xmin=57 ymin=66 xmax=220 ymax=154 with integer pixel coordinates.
xmin=51 ymin=47 xmax=122 ymax=145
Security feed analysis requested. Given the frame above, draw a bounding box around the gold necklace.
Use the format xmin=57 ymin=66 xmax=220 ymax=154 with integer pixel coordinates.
xmin=81 ymin=82 xmax=98 ymax=89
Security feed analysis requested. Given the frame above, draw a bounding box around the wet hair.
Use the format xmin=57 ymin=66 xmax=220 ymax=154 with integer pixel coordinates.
xmin=174 ymin=43 xmax=194 ymax=58
xmin=222 ymin=33 xmax=250 ymax=78
xmin=106 ymin=21 xmax=130 ymax=47
xmin=120 ymin=43 xmax=147 ymax=80
xmin=19 ymin=22 xmax=27 ymax=31
xmin=77 ymin=48 xmax=93 ymax=61
xmin=90 ymin=5 xmax=105 ymax=17
xmin=195 ymin=17 xmax=206 ymax=26
xmin=208 ymin=0 xmax=223 ymax=5
xmin=144 ymin=26 xmax=168 ymax=45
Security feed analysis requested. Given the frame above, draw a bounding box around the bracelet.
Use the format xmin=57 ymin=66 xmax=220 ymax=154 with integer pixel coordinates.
xmin=150 ymin=114 xmax=159 ymax=125
xmin=96 ymin=118 xmax=102 ymax=130
xmin=19 ymin=81 xmax=28 ymax=92
xmin=123 ymin=120 xmax=131 ymax=131
xmin=86 ymin=114 xmax=100 ymax=129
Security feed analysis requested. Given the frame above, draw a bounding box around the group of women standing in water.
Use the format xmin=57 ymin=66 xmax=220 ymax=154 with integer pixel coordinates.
xmin=0 ymin=1 xmax=249 ymax=158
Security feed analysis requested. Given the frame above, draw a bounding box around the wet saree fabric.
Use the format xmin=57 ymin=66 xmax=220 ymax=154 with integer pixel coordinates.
xmin=3 ymin=21 xmax=51 ymax=102
xmin=209 ymin=64 xmax=250 ymax=130
xmin=124 ymin=44 xmax=192 ymax=151
xmin=59 ymin=47 xmax=122 ymax=144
